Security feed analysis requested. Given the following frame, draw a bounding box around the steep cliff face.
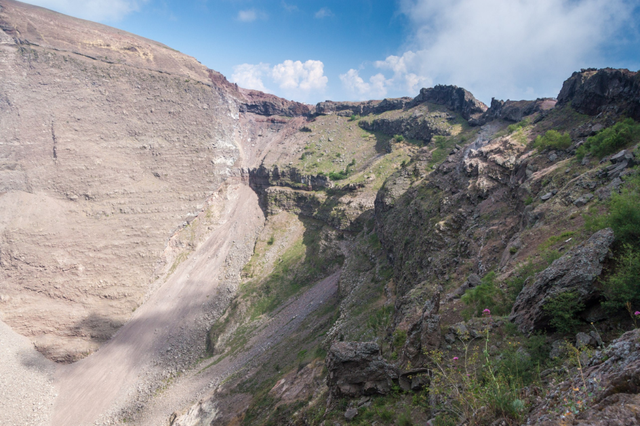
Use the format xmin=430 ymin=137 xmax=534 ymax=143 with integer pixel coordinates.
xmin=0 ymin=0 xmax=252 ymax=361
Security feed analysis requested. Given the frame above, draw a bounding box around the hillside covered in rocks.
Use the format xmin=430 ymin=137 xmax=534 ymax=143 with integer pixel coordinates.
xmin=1 ymin=1 xmax=640 ymax=426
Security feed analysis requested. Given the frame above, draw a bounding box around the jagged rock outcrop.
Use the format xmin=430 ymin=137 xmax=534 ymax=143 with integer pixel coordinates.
xmin=510 ymin=228 xmax=615 ymax=333
xmin=409 ymin=85 xmax=488 ymax=120
xmin=326 ymin=342 xmax=399 ymax=398
xmin=239 ymin=89 xmax=312 ymax=117
xmin=358 ymin=109 xmax=458 ymax=142
xmin=463 ymin=133 xmax=527 ymax=198
xmin=557 ymin=68 xmax=640 ymax=120
xmin=401 ymin=288 xmax=441 ymax=366
xmin=247 ymin=165 xmax=333 ymax=192
xmin=473 ymin=97 xmax=556 ymax=125
xmin=315 ymin=97 xmax=412 ymax=116
xmin=527 ymin=328 xmax=640 ymax=425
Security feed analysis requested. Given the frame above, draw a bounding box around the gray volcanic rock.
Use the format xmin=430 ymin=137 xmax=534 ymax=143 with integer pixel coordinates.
xmin=315 ymin=97 xmax=412 ymax=116
xmin=358 ymin=110 xmax=456 ymax=142
xmin=510 ymin=228 xmax=615 ymax=333
xmin=557 ymin=68 xmax=640 ymax=120
xmin=326 ymin=342 xmax=399 ymax=398
xmin=409 ymin=85 xmax=488 ymax=120
xmin=473 ymin=97 xmax=557 ymax=125
xmin=239 ymin=89 xmax=312 ymax=117
xmin=527 ymin=329 xmax=640 ymax=425
xmin=401 ymin=289 xmax=441 ymax=366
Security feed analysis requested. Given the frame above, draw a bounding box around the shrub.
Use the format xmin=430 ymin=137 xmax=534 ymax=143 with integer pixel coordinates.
xmin=461 ymin=272 xmax=510 ymax=317
xmin=577 ymin=118 xmax=640 ymax=159
xmin=602 ymin=244 xmax=640 ymax=310
xmin=507 ymin=118 xmax=530 ymax=134
xmin=393 ymin=329 xmax=407 ymax=349
xmin=394 ymin=134 xmax=405 ymax=142
xmin=534 ymin=130 xmax=572 ymax=151
xmin=329 ymin=170 xmax=348 ymax=180
xmin=607 ymin=174 xmax=640 ymax=246
xmin=543 ymin=291 xmax=584 ymax=334
xmin=428 ymin=332 xmax=530 ymax=426
xmin=584 ymin=173 xmax=640 ymax=246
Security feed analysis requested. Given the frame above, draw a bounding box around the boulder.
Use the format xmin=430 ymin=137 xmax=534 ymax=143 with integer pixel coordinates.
xmin=510 ymin=228 xmax=615 ymax=333
xmin=447 ymin=274 xmax=481 ymax=300
xmin=326 ymin=342 xmax=399 ymax=399
xmin=575 ymin=332 xmax=596 ymax=349
xmin=344 ymin=408 xmax=358 ymax=420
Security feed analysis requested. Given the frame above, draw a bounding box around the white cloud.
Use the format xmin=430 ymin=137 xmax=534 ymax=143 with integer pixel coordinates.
xmin=20 ymin=0 xmax=148 ymax=22
xmin=231 ymin=60 xmax=328 ymax=102
xmin=282 ymin=1 xmax=299 ymax=12
xmin=340 ymin=69 xmax=388 ymax=100
xmin=237 ymin=9 xmax=267 ymax=22
xmin=272 ymin=60 xmax=328 ymax=92
xmin=231 ymin=63 xmax=271 ymax=93
xmin=345 ymin=0 xmax=634 ymax=103
xmin=314 ymin=7 xmax=333 ymax=19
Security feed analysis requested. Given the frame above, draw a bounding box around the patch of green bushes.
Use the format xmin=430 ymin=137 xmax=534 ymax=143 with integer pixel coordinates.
xmin=577 ymin=118 xmax=640 ymax=159
xmin=602 ymin=244 xmax=640 ymax=310
xmin=328 ymin=159 xmax=357 ymax=181
xmin=534 ymin=130 xmax=572 ymax=151
xmin=462 ymin=272 xmax=510 ymax=318
xmin=583 ymin=172 xmax=640 ymax=314
xmin=507 ymin=118 xmax=530 ymax=134
xmin=543 ymin=291 xmax=584 ymax=334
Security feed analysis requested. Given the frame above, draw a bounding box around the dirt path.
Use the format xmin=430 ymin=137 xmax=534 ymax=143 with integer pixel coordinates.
xmin=137 ymin=271 xmax=340 ymax=425
xmin=51 ymin=182 xmax=266 ymax=426
xmin=0 ymin=319 xmax=57 ymax=426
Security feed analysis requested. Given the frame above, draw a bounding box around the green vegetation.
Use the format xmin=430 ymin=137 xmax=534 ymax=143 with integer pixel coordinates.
xmin=577 ymin=118 xmax=640 ymax=159
xmin=602 ymin=244 xmax=640 ymax=310
xmin=583 ymin=173 xmax=640 ymax=313
xmin=507 ymin=118 xmax=530 ymax=134
xmin=394 ymin=134 xmax=405 ymax=142
xmin=461 ymin=272 xmax=510 ymax=318
xmin=428 ymin=331 xmax=534 ymax=425
xmin=533 ymin=130 xmax=572 ymax=151
xmin=328 ymin=159 xmax=357 ymax=181
xmin=543 ymin=291 xmax=584 ymax=334
xmin=428 ymin=135 xmax=457 ymax=169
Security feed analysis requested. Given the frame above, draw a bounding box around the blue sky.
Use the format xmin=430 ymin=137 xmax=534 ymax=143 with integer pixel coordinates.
xmin=20 ymin=0 xmax=640 ymax=105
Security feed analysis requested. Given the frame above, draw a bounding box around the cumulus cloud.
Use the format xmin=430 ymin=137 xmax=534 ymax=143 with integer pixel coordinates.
xmin=339 ymin=69 xmax=388 ymax=100
xmin=314 ymin=7 xmax=333 ymax=19
xmin=346 ymin=0 xmax=635 ymax=102
xmin=231 ymin=60 xmax=328 ymax=102
xmin=20 ymin=0 xmax=148 ymax=22
xmin=237 ymin=9 xmax=267 ymax=22
xmin=231 ymin=63 xmax=271 ymax=93
xmin=272 ymin=60 xmax=328 ymax=91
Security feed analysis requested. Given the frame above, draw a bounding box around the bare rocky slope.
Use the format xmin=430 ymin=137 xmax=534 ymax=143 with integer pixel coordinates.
xmin=2 ymin=1 xmax=640 ymax=426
